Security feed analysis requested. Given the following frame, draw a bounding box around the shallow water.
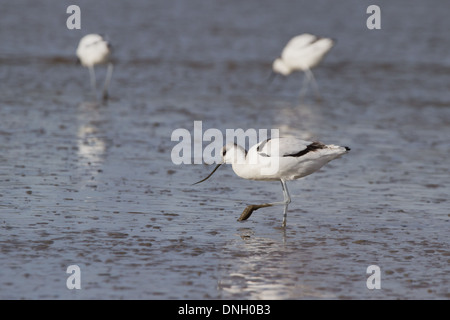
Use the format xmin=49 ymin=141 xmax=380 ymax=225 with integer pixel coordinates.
xmin=0 ymin=0 xmax=449 ymax=299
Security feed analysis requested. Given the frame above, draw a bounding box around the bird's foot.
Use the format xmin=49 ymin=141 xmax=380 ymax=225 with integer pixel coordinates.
xmin=238 ymin=204 xmax=272 ymax=221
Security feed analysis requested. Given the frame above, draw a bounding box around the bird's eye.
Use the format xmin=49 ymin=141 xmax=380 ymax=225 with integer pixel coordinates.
xmin=222 ymin=149 xmax=227 ymax=156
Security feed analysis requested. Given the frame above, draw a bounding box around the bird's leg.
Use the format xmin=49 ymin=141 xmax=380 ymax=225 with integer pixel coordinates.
xmin=102 ymin=62 xmax=114 ymax=101
xmin=88 ymin=66 xmax=97 ymax=101
xmin=238 ymin=180 xmax=291 ymax=228
xmin=299 ymin=72 xmax=310 ymax=102
xmin=238 ymin=203 xmax=273 ymax=221
xmin=305 ymin=68 xmax=321 ymax=101
xmin=280 ymin=179 xmax=291 ymax=228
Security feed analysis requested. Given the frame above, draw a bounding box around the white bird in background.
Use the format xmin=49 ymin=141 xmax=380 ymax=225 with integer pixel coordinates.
xmin=194 ymin=137 xmax=350 ymax=227
xmin=76 ymin=34 xmax=114 ymax=101
xmin=271 ymin=33 xmax=335 ymax=99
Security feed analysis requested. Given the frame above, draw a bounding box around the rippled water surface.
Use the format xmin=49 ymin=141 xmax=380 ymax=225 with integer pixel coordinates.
xmin=0 ymin=0 xmax=449 ymax=299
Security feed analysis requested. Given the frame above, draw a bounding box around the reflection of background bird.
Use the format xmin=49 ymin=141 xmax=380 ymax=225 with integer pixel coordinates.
xmin=194 ymin=137 xmax=350 ymax=227
xmin=272 ymin=33 xmax=335 ymax=99
xmin=76 ymin=34 xmax=114 ymax=101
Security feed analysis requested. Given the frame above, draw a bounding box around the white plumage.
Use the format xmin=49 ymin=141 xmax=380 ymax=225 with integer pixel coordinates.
xmin=272 ymin=33 xmax=335 ymax=98
xmin=194 ymin=137 xmax=350 ymax=227
xmin=76 ymin=34 xmax=114 ymax=101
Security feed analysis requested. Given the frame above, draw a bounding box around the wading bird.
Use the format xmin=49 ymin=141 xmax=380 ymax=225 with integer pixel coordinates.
xmin=271 ymin=33 xmax=335 ymax=99
xmin=76 ymin=34 xmax=114 ymax=101
xmin=194 ymin=137 xmax=350 ymax=227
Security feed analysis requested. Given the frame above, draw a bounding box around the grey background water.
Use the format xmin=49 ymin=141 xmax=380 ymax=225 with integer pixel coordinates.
xmin=0 ymin=0 xmax=449 ymax=299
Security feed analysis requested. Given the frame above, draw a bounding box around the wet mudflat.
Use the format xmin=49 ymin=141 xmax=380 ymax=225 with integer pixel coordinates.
xmin=0 ymin=0 xmax=449 ymax=299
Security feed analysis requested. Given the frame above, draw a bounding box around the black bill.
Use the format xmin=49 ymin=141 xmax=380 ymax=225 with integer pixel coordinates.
xmin=192 ymin=163 xmax=223 ymax=185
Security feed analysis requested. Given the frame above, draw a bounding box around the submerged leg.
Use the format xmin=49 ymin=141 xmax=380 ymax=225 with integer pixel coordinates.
xmin=102 ymin=63 xmax=114 ymax=101
xmin=238 ymin=179 xmax=291 ymax=228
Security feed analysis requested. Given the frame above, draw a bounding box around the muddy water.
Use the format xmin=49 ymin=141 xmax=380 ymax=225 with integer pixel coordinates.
xmin=0 ymin=0 xmax=449 ymax=299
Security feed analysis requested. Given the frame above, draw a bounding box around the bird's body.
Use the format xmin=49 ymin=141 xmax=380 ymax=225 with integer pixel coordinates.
xmin=76 ymin=34 xmax=111 ymax=67
xmin=273 ymin=34 xmax=334 ymax=75
xmin=194 ymin=137 xmax=350 ymax=227
xmin=229 ymin=138 xmax=347 ymax=181
xmin=76 ymin=34 xmax=114 ymax=101
xmin=272 ymin=33 xmax=335 ymax=98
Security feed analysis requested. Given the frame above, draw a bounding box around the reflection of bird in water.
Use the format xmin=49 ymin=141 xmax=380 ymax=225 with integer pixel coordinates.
xmin=76 ymin=102 xmax=107 ymax=186
xmin=194 ymin=137 xmax=350 ymax=227
xmin=76 ymin=34 xmax=114 ymax=101
xmin=219 ymin=229 xmax=336 ymax=299
xmin=77 ymin=124 xmax=106 ymax=167
xmin=271 ymin=33 xmax=335 ymax=99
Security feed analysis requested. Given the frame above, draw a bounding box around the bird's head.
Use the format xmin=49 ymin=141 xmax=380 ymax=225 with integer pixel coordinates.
xmin=272 ymin=58 xmax=290 ymax=76
xmin=192 ymin=143 xmax=246 ymax=185
xmin=220 ymin=143 xmax=246 ymax=164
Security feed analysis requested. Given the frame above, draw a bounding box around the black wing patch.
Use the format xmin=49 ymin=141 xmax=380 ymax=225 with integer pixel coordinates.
xmin=256 ymin=138 xmax=272 ymax=157
xmin=284 ymin=141 xmax=326 ymax=157
xmin=257 ymin=138 xmax=272 ymax=152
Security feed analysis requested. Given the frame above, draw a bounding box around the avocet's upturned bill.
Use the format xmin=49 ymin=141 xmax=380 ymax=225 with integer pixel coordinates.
xmin=272 ymin=33 xmax=335 ymax=98
xmin=76 ymin=34 xmax=114 ymax=101
xmin=194 ymin=137 xmax=350 ymax=227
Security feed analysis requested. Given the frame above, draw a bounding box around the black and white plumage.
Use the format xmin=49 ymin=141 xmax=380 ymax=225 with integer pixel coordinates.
xmin=272 ymin=33 xmax=335 ymax=98
xmin=194 ymin=137 xmax=350 ymax=227
xmin=76 ymin=34 xmax=114 ymax=101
